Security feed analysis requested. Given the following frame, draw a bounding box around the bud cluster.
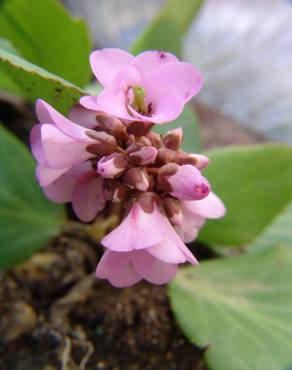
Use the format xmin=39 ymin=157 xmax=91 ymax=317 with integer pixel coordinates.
xmin=85 ymin=115 xmax=210 ymax=222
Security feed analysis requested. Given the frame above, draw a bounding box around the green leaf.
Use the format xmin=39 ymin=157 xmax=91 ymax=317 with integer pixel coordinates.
xmin=0 ymin=37 xmax=23 ymax=95
xmin=248 ymin=201 xmax=292 ymax=253
xmin=0 ymin=0 xmax=91 ymax=87
xmin=158 ymin=0 xmax=205 ymax=33
xmin=131 ymin=18 xmax=182 ymax=57
xmin=153 ymin=104 xmax=201 ymax=152
xmin=199 ymin=144 xmax=292 ymax=246
xmin=0 ymin=125 xmax=65 ymax=268
xmin=0 ymin=37 xmax=19 ymax=55
xmin=0 ymin=48 xmax=85 ymax=113
xmin=131 ymin=0 xmax=204 ymax=56
xmin=169 ymin=245 xmax=292 ymax=370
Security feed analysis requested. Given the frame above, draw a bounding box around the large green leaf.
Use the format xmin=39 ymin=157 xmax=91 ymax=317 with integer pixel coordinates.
xmin=199 ymin=144 xmax=292 ymax=246
xmin=0 ymin=48 xmax=85 ymax=113
xmin=153 ymin=104 xmax=201 ymax=152
xmin=169 ymin=245 xmax=292 ymax=370
xmin=0 ymin=125 xmax=65 ymax=268
xmin=0 ymin=0 xmax=91 ymax=87
xmin=131 ymin=0 xmax=204 ymax=56
xmin=248 ymin=201 xmax=292 ymax=253
xmin=0 ymin=37 xmax=23 ymax=95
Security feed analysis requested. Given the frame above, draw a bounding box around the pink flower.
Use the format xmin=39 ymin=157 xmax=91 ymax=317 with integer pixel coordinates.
xmin=96 ymin=194 xmax=197 ymax=287
xmin=175 ymin=192 xmax=226 ymax=243
xmin=80 ymin=49 xmax=203 ymax=124
xmin=30 ymin=99 xmax=107 ymax=222
xmin=30 ymin=72 xmax=225 ymax=288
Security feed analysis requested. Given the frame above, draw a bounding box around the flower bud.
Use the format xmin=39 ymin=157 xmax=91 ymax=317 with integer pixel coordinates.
xmin=86 ymin=130 xmax=117 ymax=156
xmin=97 ymin=153 xmax=128 ymax=179
xmin=147 ymin=132 xmax=161 ymax=148
xmin=129 ymin=146 xmax=158 ymax=166
xmin=180 ymin=153 xmax=209 ymax=169
xmin=126 ymin=121 xmax=153 ymax=137
xmin=157 ymin=148 xmax=179 ymax=164
xmin=137 ymin=136 xmax=152 ymax=146
xmin=159 ymin=164 xmax=210 ymax=200
xmin=163 ymin=197 xmax=183 ymax=226
xmin=112 ymin=183 xmax=131 ymax=203
xmin=123 ymin=168 xmax=149 ymax=191
xmin=162 ymin=128 xmax=183 ymax=150
xmin=96 ymin=114 xmax=127 ymax=140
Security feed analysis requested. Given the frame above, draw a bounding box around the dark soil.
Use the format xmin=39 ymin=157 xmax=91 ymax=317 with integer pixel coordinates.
xmin=0 ymin=95 xmax=264 ymax=370
xmin=0 ymin=227 xmax=208 ymax=370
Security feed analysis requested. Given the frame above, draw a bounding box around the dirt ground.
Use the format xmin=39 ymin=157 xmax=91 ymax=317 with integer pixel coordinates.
xmin=0 ymin=97 xmax=265 ymax=370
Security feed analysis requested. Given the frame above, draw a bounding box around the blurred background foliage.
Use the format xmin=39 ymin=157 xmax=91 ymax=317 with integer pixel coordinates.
xmin=1 ymin=1 xmax=292 ymax=370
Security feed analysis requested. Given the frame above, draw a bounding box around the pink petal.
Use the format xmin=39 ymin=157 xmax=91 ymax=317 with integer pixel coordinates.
xmin=80 ymin=95 xmax=99 ymax=111
xmin=144 ymin=62 xmax=203 ymax=103
xmin=174 ymin=210 xmax=205 ymax=244
xmin=90 ymin=48 xmax=134 ymax=87
xmin=43 ymin=173 xmax=75 ymax=203
xmin=68 ymin=105 xmax=98 ymax=129
xmin=36 ymin=99 xmax=54 ymax=122
xmin=132 ymin=250 xmax=177 ymax=285
xmin=30 ymin=123 xmax=46 ymax=164
xmin=148 ymin=229 xmax=197 ymax=265
xmin=36 ymin=164 xmax=70 ymax=187
xmin=147 ymin=211 xmax=198 ymax=264
xmin=183 ymin=192 xmax=226 ymax=219
xmin=96 ymin=86 xmax=134 ymax=121
xmin=41 ymin=124 xmax=93 ymax=168
xmin=96 ymin=250 xmax=131 ymax=278
xmin=107 ymin=264 xmax=141 ymax=288
xmin=131 ymin=51 xmax=178 ymax=81
xmin=112 ymin=65 xmax=141 ymax=90
xmin=72 ymin=172 xmax=106 ymax=222
xmin=96 ymin=250 xmax=141 ymax=288
xmin=42 ymin=162 xmax=91 ymax=202
xmin=36 ymin=100 xmax=91 ymax=140
xmin=101 ymin=202 xmax=167 ymax=252
xmin=151 ymin=93 xmax=184 ymax=123
xmin=126 ymin=93 xmax=184 ymax=124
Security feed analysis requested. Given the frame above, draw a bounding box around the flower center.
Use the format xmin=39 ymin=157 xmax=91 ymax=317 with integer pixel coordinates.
xmin=132 ymin=86 xmax=148 ymax=115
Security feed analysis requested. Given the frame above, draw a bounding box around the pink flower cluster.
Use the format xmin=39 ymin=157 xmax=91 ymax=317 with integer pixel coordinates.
xmin=30 ymin=49 xmax=225 ymax=288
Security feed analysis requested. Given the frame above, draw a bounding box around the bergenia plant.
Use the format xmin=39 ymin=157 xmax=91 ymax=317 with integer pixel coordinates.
xmin=30 ymin=49 xmax=225 ymax=287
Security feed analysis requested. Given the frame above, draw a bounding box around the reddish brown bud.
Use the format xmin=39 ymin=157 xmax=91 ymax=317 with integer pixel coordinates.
xmin=180 ymin=153 xmax=210 ymax=169
xmin=157 ymin=163 xmax=179 ymax=193
xmin=162 ymin=128 xmax=183 ymax=150
xmin=147 ymin=132 xmax=161 ymax=148
xmin=126 ymin=142 xmax=143 ymax=154
xmin=129 ymin=146 xmax=158 ymax=166
xmin=85 ymin=130 xmax=117 ymax=156
xmin=112 ymin=183 xmax=131 ymax=203
xmin=157 ymin=148 xmax=179 ymax=164
xmin=123 ymin=168 xmax=149 ymax=191
xmin=96 ymin=114 xmax=127 ymax=140
xmin=126 ymin=121 xmax=153 ymax=137
xmin=137 ymin=136 xmax=152 ymax=146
